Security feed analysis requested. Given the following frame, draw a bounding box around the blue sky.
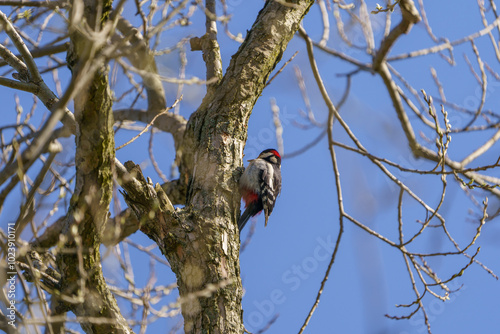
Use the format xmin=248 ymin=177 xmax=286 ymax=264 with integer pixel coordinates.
xmin=1 ymin=1 xmax=500 ymax=333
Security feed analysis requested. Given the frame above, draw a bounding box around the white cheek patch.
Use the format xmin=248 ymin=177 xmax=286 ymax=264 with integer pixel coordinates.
xmin=266 ymin=165 xmax=274 ymax=192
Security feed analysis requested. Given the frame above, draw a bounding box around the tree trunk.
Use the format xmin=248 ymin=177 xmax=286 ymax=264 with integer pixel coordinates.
xmin=54 ymin=0 xmax=133 ymax=333
xmin=131 ymin=1 xmax=315 ymax=333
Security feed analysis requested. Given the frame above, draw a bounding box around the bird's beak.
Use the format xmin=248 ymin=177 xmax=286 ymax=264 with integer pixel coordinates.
xmin=247 ymin=159 xmax=255 ymax=162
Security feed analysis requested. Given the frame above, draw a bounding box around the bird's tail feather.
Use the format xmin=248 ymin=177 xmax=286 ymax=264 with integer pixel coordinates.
xmin=238 ymin=207 xmax=252 ymax=232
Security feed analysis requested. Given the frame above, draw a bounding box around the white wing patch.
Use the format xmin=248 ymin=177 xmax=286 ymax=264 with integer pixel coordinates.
xmin=265 ymin=162 xmax=274 ymax=192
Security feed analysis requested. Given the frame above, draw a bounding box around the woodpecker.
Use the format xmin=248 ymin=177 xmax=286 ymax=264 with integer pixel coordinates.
xmin=238 ymin=149 xmax=282 ymax=232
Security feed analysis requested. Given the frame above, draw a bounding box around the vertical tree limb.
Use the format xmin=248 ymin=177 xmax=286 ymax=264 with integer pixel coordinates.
xmin=54 ymin=0 xmax=133 ymax=332
xmin=203 ymin=0 xmax=223 ymax=94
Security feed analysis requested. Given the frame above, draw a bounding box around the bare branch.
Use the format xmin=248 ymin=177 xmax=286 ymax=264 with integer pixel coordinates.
xmin=298 ymin=26 xmax=344 ymax=333
xmin=373 ymin=0 xmax=421 ymax=71
xmin=116 ymin=98 xmax=182 ymax=151
xmin=116 ymin=17 xmax=167 ymax=112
